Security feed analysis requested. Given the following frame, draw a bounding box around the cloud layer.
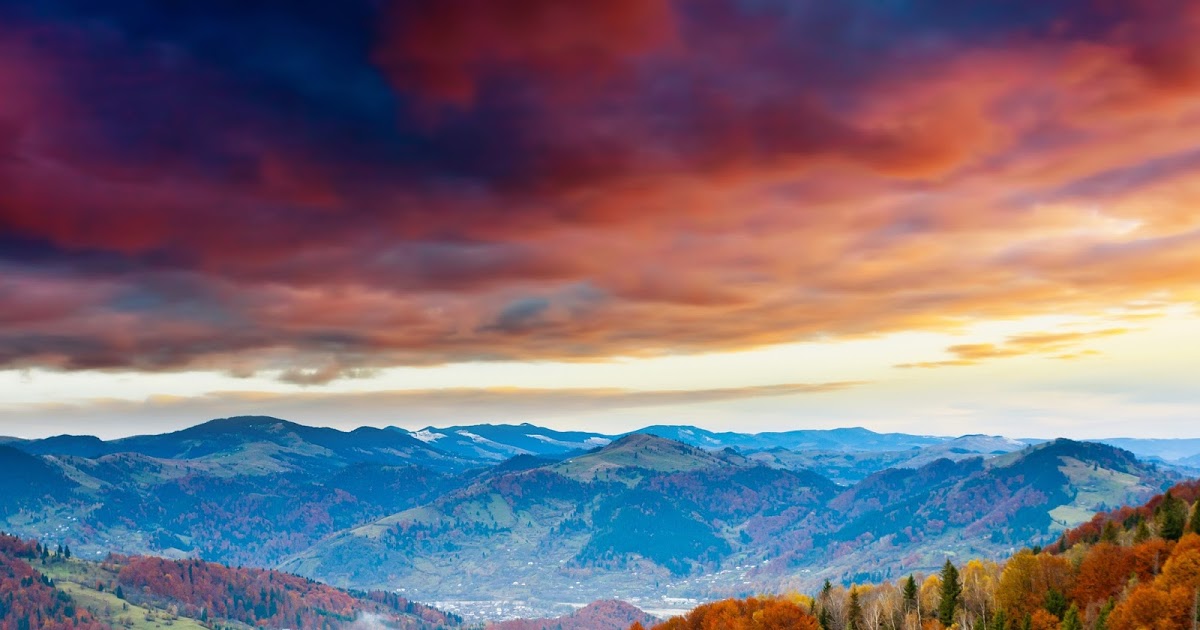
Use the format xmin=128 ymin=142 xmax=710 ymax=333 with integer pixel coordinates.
xmin=2 ymin=0 xmax=1200 ymax=382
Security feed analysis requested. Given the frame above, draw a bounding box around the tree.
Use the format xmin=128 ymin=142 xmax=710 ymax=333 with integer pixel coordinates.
xmin=847 ymin=588 xmax=863 ymax=630
xmin=1158 ymin=492 xmax=1188 ymax=541
xmin=1059 ymin=604 xmax=1082 ymax=630
xmin=1101 ymin=521 xmax=1120 ymax=544
xmin=938 ymin=561 xmax=961 ymax=626
xmin=1094 ymin=599 xmax=1114 ymax=630
xmin=903 ymin=575 xmax=918 ymax=612
xmin=1133 ymin=519 xmax=1151 ymax=544
xmin=962 ymin=559 xmax=1000 ymax=629
xmin=1043 ymin=590 xmax=1068 ymax=619
xmin=1191 ymin=501 xmax=1200 ymax=536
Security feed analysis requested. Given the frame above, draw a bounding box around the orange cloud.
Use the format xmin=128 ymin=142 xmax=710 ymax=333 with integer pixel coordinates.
xmin=896 ymin=329 xmax=1130 ymax=369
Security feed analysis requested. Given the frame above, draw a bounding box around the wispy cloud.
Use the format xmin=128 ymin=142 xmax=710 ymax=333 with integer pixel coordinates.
xmin=895 ymin=328 xmax=1130 ymax=369
xmin=0 ymin=381 xmax=865 ymax=438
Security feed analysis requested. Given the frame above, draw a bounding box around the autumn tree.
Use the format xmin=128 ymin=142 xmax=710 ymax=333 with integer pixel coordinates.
xmin=919 ymin=575 xmax=942 ymax=622
xmin=961 ymin=559 xmax=999 ymax=629
xmin=997 ymin=551 xmax=1072 ymax=622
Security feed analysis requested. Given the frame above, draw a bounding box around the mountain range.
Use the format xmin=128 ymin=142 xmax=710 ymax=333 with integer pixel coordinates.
xmin=0 ymin=416 xmax=1195 ymax=621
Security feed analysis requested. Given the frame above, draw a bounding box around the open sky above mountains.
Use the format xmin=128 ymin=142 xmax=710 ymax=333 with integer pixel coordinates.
xmin=2 ymin=0 xmax=1199 ymax=438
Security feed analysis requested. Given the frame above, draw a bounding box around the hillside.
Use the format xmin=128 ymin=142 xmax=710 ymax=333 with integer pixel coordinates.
xmin=278 ymin=437 xmax=1174 ymax=620
xmin=646 ymin=480 xmax=1200 ymax=630
xmin=279 ymin=434 xmax=838 ymax=619
xmin=0 ymin=532 xmax=460 ymax=630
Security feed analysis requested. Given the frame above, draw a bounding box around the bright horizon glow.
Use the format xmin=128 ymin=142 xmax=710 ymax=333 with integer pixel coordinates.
xmin=5 ymin=308 xmax=1197 ymax=440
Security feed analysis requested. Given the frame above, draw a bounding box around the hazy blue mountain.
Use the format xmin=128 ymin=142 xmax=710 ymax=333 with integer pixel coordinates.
xmin=395 ymin=422 xmax=612 ymax=461
xmin=8 ymin=416 xmax=467 ymax=473
xmin=2 ymin=434 xmax=111 ymax=458
xmin=749 ymin=434 xmax=1029 ymax=484
xmin=631 ymin=425 xmax=945 ymax=452
xmin=1096 ymin=437 xmax=1200 ymax=463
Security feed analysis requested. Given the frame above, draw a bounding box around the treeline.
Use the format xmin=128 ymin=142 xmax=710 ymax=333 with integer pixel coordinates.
xmin=641 ymin=481 xmax=1200 ymax=630
xmin=0 ymin=535 xmax=106 ymax=630
xmin=1 ymin=532 xmax=460 ymax=630
xmin=115 ymin=556 xmax=460 ymax=629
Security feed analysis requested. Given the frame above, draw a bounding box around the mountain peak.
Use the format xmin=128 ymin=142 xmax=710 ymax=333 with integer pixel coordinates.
xmin=193 ymin=415 xmax=298 ymax=432
xmin=554 ymin=433 xmax=731 ymax=481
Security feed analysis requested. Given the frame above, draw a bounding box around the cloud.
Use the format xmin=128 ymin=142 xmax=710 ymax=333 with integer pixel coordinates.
xmin=0 ymin=1 xmax=1199 ymax=380
xmin=373 ymin=0 xmax=678 ymax=104
xmin=895 ymin=328 xmax=1130 ymax=369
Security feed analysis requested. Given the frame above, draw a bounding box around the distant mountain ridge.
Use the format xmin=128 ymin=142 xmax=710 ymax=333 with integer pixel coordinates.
xmin=7 ymin=417 xmax=1199 ymax=470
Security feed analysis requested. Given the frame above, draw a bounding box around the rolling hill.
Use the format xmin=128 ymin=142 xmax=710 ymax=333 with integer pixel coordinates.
xmin=0 ymin=532 xmax=460 ymax=630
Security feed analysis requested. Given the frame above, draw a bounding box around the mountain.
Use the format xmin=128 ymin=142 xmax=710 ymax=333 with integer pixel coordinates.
xmin=113 ymin=416 xmax=465 ymax=473
xmin=399 ymin=423 xmax=611 ymax=461
xmin=747 ymin=434 xmax=1027 ymax=484
xmin=789 ymin=439 xmax=1174 ymax=585
xmin=554 ymin=433 xmax=747 ymax=481
xmin=2 ymin=434 xmax=111 ymax=458
xmin=7 ymin=416 xmax=468 ymax=474
xmin=631 ymin=425 xmax=944 ymax=452
xmin=278 ymin=434 xmax=839 ymax=619
xmin=279 ymin=436 xmax=1175 ymax=619
xmin=486 ymin=600 xmax=660 ymax=630
xmin=1096 ymin=436 xmax=1200 ymax=463
xmin=0 ymin=532 xmax=460 ymax=630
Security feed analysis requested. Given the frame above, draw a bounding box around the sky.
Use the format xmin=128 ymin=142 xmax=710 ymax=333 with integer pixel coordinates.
xmin=2 ymin=0 xmax=1199 ymax=439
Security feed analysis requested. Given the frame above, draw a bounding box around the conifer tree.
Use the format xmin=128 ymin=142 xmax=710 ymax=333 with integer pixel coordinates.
xmin=1134 ymin=519 xmax=1151 ymax=543
xmin=1190 ymin=500 xmax=1200 ymax=536
xmin=902 ymin=575 xmax=918 ymax=612
xmin=938 ymin=560 xmax=961 ymax=626
xmin=848 ymin=588 xmax=863 ymax=630
xmin=1061 ymin=603 xmax=1083 ymax=630
xmin=1095 ymin=599 xmax=1115 ymax=630
xmin=1157 ymin=491 xmax=1188 ymax=541
xmin=1101 ymin=521 xmax=1120 ymax=544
